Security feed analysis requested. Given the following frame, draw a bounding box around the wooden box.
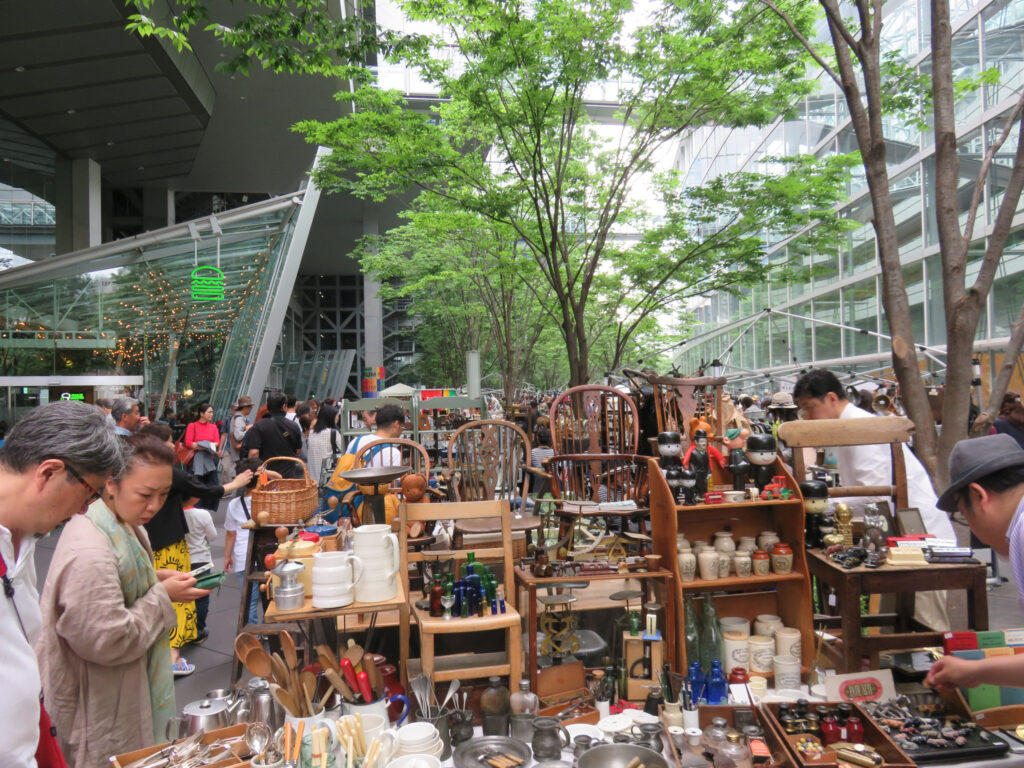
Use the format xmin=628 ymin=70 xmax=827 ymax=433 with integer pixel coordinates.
xmin=110 ymin=724 xmax=250 ymax=768
xmin=536 ymin=661 xmax=599 ymax=725
xmin=695 ymin=705 xmax=792 ymax=767
xmin=760 ymin=702 xmax=914 ymax=768
xmin=623 ymin=631 xmax=665 ymax=700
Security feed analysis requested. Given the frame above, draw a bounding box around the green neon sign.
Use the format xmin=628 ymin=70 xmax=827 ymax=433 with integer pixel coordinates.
xmin=191 ymin=266 xmax=226 ymax=301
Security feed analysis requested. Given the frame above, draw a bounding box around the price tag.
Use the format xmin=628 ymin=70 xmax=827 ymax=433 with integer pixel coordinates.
xmin=828 ymin=592 xmax=837 ymax=607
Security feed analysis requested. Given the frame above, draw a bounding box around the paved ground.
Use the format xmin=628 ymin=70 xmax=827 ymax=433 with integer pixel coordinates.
xmin=31 ymin=513 xmax=1023 ymax=713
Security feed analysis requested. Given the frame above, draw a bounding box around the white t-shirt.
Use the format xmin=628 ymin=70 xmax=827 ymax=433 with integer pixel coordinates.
xmin=184 ymin=506 xmax=217 ymax=565
xmin=347 ymin=433 xmax=401 ymax=467
xmin=1 ymin=524 xmax=42 ymax=768
xmin=224 ymin=495 xmax=253 ymax=572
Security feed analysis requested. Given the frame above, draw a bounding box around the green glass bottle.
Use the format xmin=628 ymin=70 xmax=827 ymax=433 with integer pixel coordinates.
xmin=699 ymin=593 xmax=723 ymax=673
xmin=683 ymin=593 xmax=701 ymax=669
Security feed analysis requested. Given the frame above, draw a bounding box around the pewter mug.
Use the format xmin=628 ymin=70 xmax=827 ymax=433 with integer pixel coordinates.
xmin=531 ymin=716 xmax=571 ymax=759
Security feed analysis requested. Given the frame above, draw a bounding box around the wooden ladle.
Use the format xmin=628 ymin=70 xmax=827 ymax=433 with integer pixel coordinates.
xmin=233 ymin=632 xmax=261 ymax=663
xmin=269 ymin=683 xmax=300 ymax=718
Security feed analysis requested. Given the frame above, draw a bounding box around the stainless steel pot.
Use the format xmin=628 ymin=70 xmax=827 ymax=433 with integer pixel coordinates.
xmin=182 ymin=698 xmax=231 ymax=735
xmin=577 ymin=743 xmax=669 ymax=768
xmin=247 ymin=677 xmax=284 ymax=731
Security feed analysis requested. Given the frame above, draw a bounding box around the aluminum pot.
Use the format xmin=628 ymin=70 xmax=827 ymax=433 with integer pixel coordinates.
xmin=247 ymin=677 xmax=284 ymax=732
xmin=576 ymin=743 xmax=669 ymax=768
xmin=182 ymin=698 xmax=231 ymax=735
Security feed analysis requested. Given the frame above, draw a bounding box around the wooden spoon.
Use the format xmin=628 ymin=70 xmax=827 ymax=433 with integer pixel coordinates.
xmin=234 ymin=632 xmax=261 ymax=663
xmin=270 ymin=652 xmax=291 ymax=688
xmin=269 ymin=683 xmax=300 ymax=717
xmin=301 ymin=670 xmax=318 ymax=715
xmin=281 ymin=631 xmax=300 ymax=671
xmin=244 ymin=646 xmax=273 ymax=679
xmin=343 ymin=638 xmax=364 ymax=673
xmin=324 ymin=667 xmax=355 ymax=703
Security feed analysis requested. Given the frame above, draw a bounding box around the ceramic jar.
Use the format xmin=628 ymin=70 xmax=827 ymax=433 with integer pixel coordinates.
xmin=713 ymin=532 xmax=736 ymax=554
xmin=716 ymin=551 xmax=731 ymax=578
xmin=697 ymin=549 xmax=719 ymax=581
xmin=737 ymin=536 xmax=757 ymax=553
xmin=774 ymin=627 xmax=802 ymax=659
xmin=677 ymin=550 xmax=697 ymax=582
xmin=747 ymin=635 xmax=775 ymax=674
xmin=757 ymin=531 xmax=780 ymax=552
xmin=751 ymin=549 xmax=770 ymax=576
xmin=771 ymin=542 xmax=794 ymax=575
xmin=754 ymin=614 xmax=784 ymax=638
xmin=692 ymin=540 xmax=708 ymax=556
xmin=722 ymin=631 xmax=749 ymax=671
xmin=676 ymin=533 xmax=691 ymax=551
xmin=733 ymin=551 xmax=752 ymax=578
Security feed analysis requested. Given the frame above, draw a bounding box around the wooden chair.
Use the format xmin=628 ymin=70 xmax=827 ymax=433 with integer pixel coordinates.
xmin=645 ymin=374 xmax=733 ymax=447
xmin=548 ymin=385 xmax=640 ymax=455
xmin=399 ymin=500 xmax=522 ymax=683
xmin=353 ymin=437 xmax=431 ymax=476
xmin=446 ymin=419 xmax=544 ymax=553
xmin=778 ymin=417 xmax=913 ymax=507
xmin=545 ymin=453 xmax=651 ymax=556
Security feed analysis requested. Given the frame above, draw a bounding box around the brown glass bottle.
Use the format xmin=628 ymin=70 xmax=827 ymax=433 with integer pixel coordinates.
xmin=480 ymin=675 xmax=510 ymax=736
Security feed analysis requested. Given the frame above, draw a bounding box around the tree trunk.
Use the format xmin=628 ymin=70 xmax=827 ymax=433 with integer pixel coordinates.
xmin=973 ymin=303 xmax=1024 ymax=435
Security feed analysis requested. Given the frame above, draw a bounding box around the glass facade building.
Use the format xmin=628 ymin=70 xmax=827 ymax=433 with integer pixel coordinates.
xmin=673 ymin=0 xmax=1024 ymax=393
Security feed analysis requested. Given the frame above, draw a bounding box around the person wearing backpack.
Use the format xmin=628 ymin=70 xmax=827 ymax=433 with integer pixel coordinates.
xmin=323 ymin=405 xmax=406 ymax=521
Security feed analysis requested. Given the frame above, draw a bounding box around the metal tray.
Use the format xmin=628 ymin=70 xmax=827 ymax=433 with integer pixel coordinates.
xmin=452 ymin=735 xmax=532 ymax=768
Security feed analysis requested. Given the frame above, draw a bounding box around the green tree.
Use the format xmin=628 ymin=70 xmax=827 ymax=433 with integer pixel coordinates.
xmin=298 ymin=0 xmax=851 ymax=386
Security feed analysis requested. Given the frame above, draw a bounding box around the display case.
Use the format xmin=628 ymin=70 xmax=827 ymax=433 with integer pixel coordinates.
xmin=648 ymin=456 xmax=815 ymax=672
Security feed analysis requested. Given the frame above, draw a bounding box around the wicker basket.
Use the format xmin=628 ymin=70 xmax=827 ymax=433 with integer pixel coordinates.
xmin=251 ymin=457 xmax=318 ymax=525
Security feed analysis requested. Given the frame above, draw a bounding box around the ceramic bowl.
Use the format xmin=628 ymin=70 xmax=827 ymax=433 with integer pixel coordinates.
xmin=386 ymin=755 xmax=441 ymax=768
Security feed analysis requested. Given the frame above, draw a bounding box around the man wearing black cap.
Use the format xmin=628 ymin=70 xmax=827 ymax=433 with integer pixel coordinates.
xmin=925 ymin=433 xmax=1024 ymax=690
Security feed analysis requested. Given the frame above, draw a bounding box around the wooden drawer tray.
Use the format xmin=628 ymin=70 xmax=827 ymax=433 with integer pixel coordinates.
xmin=696 ymin=705 xmax=793 ymax=767
xmin=110 ymin=724 xmax=250 ymax=768
xmin=760 ymin=702 xmax=914 ymax=768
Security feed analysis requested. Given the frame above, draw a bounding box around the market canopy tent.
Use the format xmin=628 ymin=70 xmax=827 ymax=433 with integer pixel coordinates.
xmin=379 ymin=382 xmax=416 ymax=398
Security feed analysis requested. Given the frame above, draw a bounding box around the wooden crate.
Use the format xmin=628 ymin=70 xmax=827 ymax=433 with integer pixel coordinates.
xmin=695 ymin=705 xmax=793 ymax=767
xmin=110 ymin=724 xmax=250 ymax=768
xmin=760 ymin=701 xmax=914 ymax=768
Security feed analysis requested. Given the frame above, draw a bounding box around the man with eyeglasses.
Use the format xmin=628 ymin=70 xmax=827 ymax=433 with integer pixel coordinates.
xmin=0 ymin=401 xmax=124 ymax=768
xmin=926 ymin=433 xmax=1024 ymax=690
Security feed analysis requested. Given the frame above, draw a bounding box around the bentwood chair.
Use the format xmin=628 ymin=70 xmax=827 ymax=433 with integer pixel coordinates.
xmin=548 ymin=385 xmax=640 ymax=456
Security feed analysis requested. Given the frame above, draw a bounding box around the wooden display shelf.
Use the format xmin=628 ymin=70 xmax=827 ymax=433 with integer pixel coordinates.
xmin=648 ymin=454 xmax=815 ymax=673
xmin=264 ymin=580 xmax=409 ymax=623
xmin=679 ymin=570 xmax=807 ymax=591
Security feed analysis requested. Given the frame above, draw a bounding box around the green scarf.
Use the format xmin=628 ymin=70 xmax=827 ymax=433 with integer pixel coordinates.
xmin=86 ymin=500 xmax=176 ymax=743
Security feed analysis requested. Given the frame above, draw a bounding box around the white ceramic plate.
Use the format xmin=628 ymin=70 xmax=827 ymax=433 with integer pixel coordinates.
xmin=623 ymin=709 xmax=659 ymax=724
xmin=597 ymin=715 xmax=632 ymax=734
xmin=566 ymin=723 xmax=603 ymax=742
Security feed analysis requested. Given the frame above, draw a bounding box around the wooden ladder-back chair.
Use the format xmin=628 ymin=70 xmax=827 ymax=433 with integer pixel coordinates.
xmin=778 ymin=417 xmax=914 ymax=508
xmin=351 ymin=438 xmax=432 ymax=524
xmin=645 ymin=374 xmax=734 ymax=448
xmin=399 ymin=500 xmax=522 ymax=684
xmin=545 ymin=453 xmax=651 ymax=556
xmin=446 ymin=419 xmax=544 ymax=554
xmin=548 ymin=385 xmax=640 ymax=456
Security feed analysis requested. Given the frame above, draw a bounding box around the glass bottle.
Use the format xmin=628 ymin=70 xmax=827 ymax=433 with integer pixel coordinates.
xmin=699 ymin=594 xmax=723 ymax=672
xmin=480 ymin=676 xmax=510 ymax=736
xmin=509 ymin=679 xmax=538 ymax=742
xmin=820 ymin=716 xmax=841 ymax=746
xmin=714 ymin=730 xmax=753 ymax=768
xmin=687 ymin=662 xmax=706 ymax=705
xmin=429 ymin=576 xmax=443 ymax=617
xmin=846 ymin=716 xmax=865 ymax=744
xmin=701 ymin=716 xmax=729 ymax=755
xmin=706 ymin=660 xmax=728 ymax=705
xmin=683 ymin=593 xmax=701 ymax=668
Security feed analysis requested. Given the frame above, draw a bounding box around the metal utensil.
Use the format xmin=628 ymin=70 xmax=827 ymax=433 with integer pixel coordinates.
xmin=245 ymin=722 xmax=272 ymax=760
xmin=440 ymin=679 xmax=461 ymax=712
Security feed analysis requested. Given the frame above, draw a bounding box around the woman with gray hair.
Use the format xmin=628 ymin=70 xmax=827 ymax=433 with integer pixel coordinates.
xmin=0 ymin=401 xmax=124 ymax=768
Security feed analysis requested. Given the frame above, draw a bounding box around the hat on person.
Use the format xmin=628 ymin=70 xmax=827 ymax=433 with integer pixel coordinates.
xmin=236 ymin=396 xmax=254 ymax=409
xmin=936 ymin=433 xmax=1024 ymax=512
xmin=768 ymin=392 xmax=798 ymax=409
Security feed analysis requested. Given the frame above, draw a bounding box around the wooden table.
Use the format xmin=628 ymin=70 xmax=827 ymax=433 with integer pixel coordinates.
xmin=514 ymin=565 xmax=676 ymax=690
xmin=807 ymin=549 xmax=988 ymax=672
xmin=264 ymin=582 xmax=410 ymax=689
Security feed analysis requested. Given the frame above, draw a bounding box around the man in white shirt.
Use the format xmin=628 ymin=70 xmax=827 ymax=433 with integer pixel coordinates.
xmin=0 ymin=401 xmax=125 ymax=768
xmin=794 ymin=368 xmax=955 ymax=630
xmin=357 ymin=404 xmax=406 ymax=466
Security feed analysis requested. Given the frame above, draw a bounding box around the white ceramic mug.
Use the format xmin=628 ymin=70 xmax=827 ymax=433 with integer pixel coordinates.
xmin=747 ymin=676 xmax=768 ymax=700
xmin=773 ymin=654 xmax=801 ymax=689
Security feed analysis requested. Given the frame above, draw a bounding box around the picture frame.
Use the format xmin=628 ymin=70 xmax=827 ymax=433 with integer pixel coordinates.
xmin=895 ymin=507 xmax=928 ymax=536
xmin=874 ymin=500 xmax=897 ymax=536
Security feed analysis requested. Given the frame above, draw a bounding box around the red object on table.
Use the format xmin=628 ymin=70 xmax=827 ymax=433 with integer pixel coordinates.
xmin=340 ymin=658 xmax=360 ymax=693
xmin=356 ymin=671 xmax=374 ymax=703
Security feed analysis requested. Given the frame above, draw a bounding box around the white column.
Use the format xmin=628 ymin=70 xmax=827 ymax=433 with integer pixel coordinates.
xmin=362 ymin=204 xmax=384 ymax=372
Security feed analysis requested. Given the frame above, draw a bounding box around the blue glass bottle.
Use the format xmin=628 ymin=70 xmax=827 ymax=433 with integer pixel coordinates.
xmin=687 ymin=662 xmax=706 ymax=705
xmin=707 ymin=660 xmax=728 ymax=705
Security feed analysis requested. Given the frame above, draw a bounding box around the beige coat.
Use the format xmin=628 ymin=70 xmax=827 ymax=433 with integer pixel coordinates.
xmin=36 ymin=514 xmax=175 ymax=768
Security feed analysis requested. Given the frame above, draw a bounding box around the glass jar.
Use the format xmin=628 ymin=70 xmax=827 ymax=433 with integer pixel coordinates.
xmin=701 ymin=716 xmax=730 ymax=755
xmin=821 ymin=716 xmax=841 ymax=745
xmin=847 ymin=716 xmax=865 ymax=744
xmin=714 ymin=730 xmax=752 ymax=768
